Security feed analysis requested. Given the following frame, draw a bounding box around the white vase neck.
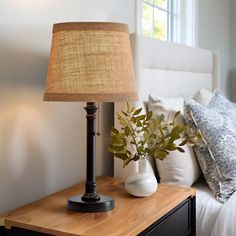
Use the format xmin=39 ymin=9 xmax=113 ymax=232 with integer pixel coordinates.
xmin=138 ymin=159 xmax=147 ymax=174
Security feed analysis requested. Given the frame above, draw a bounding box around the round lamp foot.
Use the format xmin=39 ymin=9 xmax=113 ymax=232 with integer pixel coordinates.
xmin=67 ymin=195 xmax=115 ymax=212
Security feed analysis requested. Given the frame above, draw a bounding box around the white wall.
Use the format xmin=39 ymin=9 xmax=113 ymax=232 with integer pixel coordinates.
xmin=198 ymin=0 xmax=231 ymax=98
xmin=229 ymin=0 xmax=236 ymax=101
xmin=0 ymin=0 xmax=135 ymax=213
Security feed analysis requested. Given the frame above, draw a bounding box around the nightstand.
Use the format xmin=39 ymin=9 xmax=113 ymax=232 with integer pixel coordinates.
xmin=2 ymin=176 xmax=196 ymax=236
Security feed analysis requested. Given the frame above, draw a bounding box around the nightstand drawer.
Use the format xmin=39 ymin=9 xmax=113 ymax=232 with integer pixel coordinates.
xmin=139 ymin=199 xmax=191 ymax=236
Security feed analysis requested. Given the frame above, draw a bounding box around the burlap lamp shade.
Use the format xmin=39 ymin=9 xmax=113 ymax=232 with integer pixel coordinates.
xmin=44 ymin=22 xmax=138 ymax=102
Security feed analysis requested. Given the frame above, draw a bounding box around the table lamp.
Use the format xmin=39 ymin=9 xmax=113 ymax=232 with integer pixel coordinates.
xmin=43 ymin=22 xmax=138 ymax=212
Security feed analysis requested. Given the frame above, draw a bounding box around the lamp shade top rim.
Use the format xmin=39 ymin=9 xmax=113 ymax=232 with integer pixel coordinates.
xmin=53 ymin=22 xmax=129 ymax=33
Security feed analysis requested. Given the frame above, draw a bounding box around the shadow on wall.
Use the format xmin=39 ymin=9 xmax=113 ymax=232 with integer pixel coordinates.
xmin=227 ymin=69 xmax=236 ymax=102
xmin=0 ymin=104 xmax=49 ymax=211
xmin=0 ymin=89 xmax=85 ymax=212
xmin=0 ymin=40 xmax=51 ymax=212
xmin=0 ymin=42 xmax=48 ymax=87
xmin=0 ymin=89 xmax=88 ymax=213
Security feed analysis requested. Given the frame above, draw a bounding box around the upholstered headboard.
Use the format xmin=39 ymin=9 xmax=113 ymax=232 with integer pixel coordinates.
xmin=114 ymin=33 xmax=220 ymax=179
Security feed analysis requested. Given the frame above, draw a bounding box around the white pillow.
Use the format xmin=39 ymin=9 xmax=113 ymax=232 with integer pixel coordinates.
xmin=148 ymin=94 xmax=201 ymax=187
xmin=193 ymin=88 xmax=213 ymax=106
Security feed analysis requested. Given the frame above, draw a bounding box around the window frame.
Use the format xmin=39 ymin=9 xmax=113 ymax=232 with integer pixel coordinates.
xmin=135 ymin=0 xmax=198 ymax=47
xmin=142 ymin=0 xmax=175 ymax=41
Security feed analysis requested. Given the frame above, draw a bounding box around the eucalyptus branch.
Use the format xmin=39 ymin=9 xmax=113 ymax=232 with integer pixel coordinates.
xmin=108 ymin=104 xmax=200 ymax=168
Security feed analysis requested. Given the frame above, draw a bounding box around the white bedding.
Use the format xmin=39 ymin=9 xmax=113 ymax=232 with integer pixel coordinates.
xmin=194 ymin=179 xmax=236 ymax=236
xmin=194 ymin=179 xmax=222 ymax=236
xmin=211 ymin=191 xmax=236 ymax=236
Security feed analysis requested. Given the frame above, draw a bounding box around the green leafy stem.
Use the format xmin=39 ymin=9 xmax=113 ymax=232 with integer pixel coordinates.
xmin=108 ymin=103 xmax=201 ymax=168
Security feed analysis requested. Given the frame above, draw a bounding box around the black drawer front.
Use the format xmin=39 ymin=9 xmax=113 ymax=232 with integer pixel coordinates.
xmin=3 ymin=227 xmax=51 ymax=236
xmin=139 ymin=199 xmax=191 ymax=236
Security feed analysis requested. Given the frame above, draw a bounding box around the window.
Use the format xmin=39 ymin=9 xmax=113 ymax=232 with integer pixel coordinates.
xmin=136 ymin=0 xmax=197 ymax=46
xmin=142 ymin=0 xmax=177 ymax=41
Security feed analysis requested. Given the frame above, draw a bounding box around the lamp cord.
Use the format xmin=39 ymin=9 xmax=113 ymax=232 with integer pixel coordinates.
xmin=97 ymin=102 xmax=101 ymax=136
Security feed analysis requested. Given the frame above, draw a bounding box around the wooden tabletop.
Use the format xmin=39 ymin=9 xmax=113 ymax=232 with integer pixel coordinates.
xmin=4 ymin=176 xmax=195 ymax=236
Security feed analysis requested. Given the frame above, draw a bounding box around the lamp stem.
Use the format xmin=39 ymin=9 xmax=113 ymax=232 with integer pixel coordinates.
xmin=82 ymin=102 xmax=100 ymax=202
xmin=67 ymin=102 xmax=114 ymax=212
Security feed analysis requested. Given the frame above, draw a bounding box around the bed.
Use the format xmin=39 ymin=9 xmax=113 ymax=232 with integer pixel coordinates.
xmin=114 ymin=33 xmax=236 ymax=236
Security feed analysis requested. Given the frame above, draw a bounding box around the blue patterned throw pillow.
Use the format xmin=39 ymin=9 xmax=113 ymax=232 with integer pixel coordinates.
xmin=185 ymin=91 xmax=236 ymax=202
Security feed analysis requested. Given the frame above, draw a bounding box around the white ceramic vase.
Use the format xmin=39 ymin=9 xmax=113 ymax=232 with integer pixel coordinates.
xmin=125 ymin=159 xmax=158 ymax=197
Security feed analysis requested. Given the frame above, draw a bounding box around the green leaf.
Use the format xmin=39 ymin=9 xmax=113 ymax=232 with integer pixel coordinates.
xmin=123 ymin=157 xmax=132 ymax=167
xmin=125 ymin=127 xmax=130 ymax=136
xmin=126 ymin=150 xmax=132 ymax=156
xmin=111 ymin=126 xmax=119 ymax=134
xmin=137 ymin=146 xmax=144 ymax=153
xmin=107 ymin=146 xmax=114 ymax=153
xmin=150 ymin=133 xmax=157 ymax=139
xmin=171 ymin=125 xmax=181 ymax=134
xmin=148 ymin=148 xmax=155 ymax=156
xmin=110 ymin=139 xmax=125 ymax=147
xmin=146 ymin=111 xmax=152 ymax=121
xmin=137 ymin=121 xmax=142 ymax=127
xmin=174 ymin=111 xmax=181 ymax=120
xmin=170 ymin=126 xmax=183 ymax=140
xmin=116 ymin=113 xmax=127 ymax=126
xmin=133 ymin=154 xmax=140 ymax=161
xmin=126 ymin=102 xmax=130 ymax=113
xmin=133 ymin=108 xmax=142 ymax=115
xmin=158 ymin=127 xmax=164 ymax=137
xmin=154 ymin=149 xmax=168 ymax=160
xmin=122 ymin=111 xmax=128 ymax=116
xmin=166 ymin=144 xmax=177 ymax=151
xmin=187 ymin=142 xmax=195 ymax=147
xmin=179 ymin=140 xmax=188 ymax=146
xmin=136 ymin=115 xmax=146 ymax=122
xmin=177 ymin=147 xmax=185 ymax=153
xmin=114 ymin=152 xmax=129 ymax=160
xmin=109 ymin=145 xmax=125 ymax=152
xmin=110 ymin=140 xmax=123 ymax=147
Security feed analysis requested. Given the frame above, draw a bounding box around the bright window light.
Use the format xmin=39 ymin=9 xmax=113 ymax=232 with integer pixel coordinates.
xmin=137 ymin=0 xmax=197 ymax=46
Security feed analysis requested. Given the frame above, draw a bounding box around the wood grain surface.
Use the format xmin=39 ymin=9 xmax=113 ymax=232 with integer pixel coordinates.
xmin=4 ymin=177 xmax=195 ymax=236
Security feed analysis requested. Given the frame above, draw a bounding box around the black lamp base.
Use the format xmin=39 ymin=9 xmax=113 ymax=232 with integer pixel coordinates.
xmin=67 ymin=103 xmax=115 ymax=213
xmin=67 ymin=195 xmax=115 ymax=212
